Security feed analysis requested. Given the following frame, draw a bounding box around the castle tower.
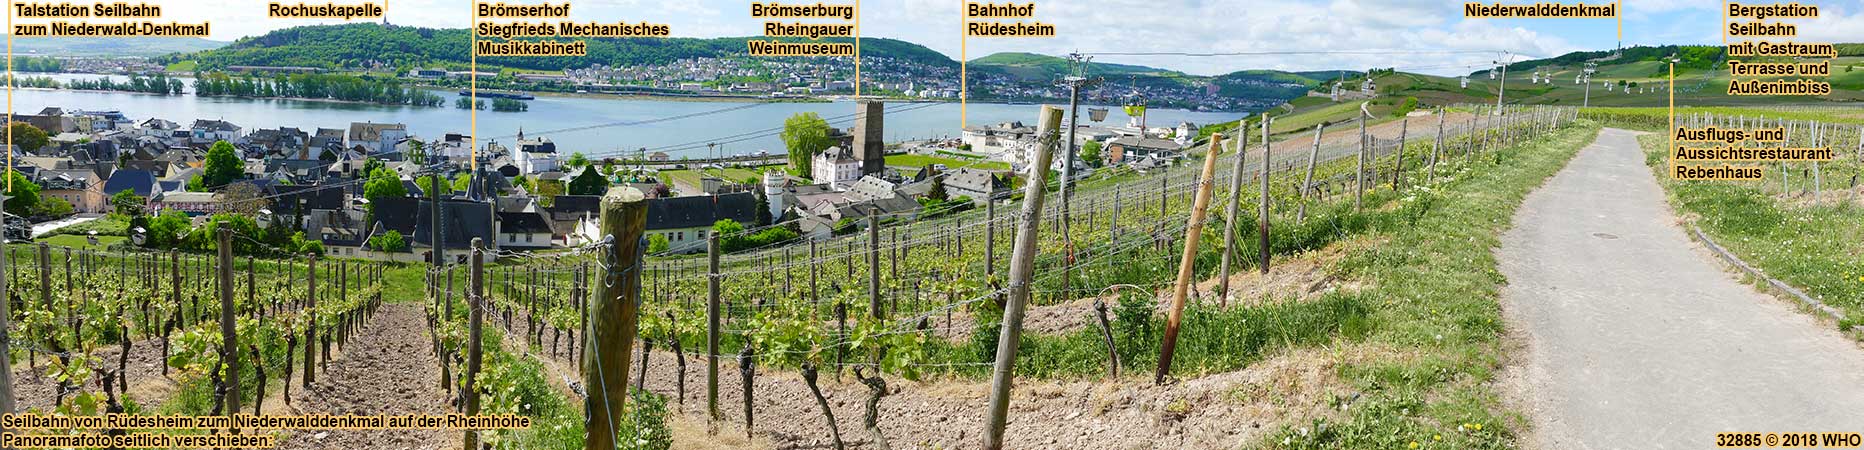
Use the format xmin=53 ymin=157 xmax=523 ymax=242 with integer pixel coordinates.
xmin=854 ymin=100 xmax=885 ymax=175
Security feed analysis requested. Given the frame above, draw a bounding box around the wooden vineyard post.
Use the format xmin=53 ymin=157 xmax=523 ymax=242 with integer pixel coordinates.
xmin=867 ymin=214 xmax=880 ymax=318
xmin=1427 ymin=109 xmax=1444 ymax=185
xmin=1216 ymin=121 xmax=1247 ymax=305
xmin=706 ymin=234 xmax=722 ymax=421
xmin=983 ymin=105 xmax=1064 ymax=450
xmin=1156 ymin=134 xmax=1228 ymax=384
xmin=465 ymin=239 xmax=485 ymax=450
xmin=1355 ymin=115 xmax=1367 ymax=210
xmin=246 ymin=256 xmax=255 ymax=319
xmin=303 ymin=254 xmax=316 ymax=388
xmin=810 ymin=241 xmax=819 ymax=304
xmin=1297 ymin=124 xmax=1322 ymax=224
xmin=1259 ymin=117 xmax=1272 ymax=275
xmin=217 ymin=228 xmax=241 ymax=418
xmin=586 ymin=186 xmax=648 ymax=450
xmin=985 ymin=199 xmax=998 ymax=307
xmin=1392 ymin=117 xmax=1409 ymax=190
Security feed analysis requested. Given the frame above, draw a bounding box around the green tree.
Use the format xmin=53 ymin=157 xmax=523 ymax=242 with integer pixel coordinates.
xmin=453 ymin=173 xmax=472 ymax=192
xmin=110 ymin=190 xmax=146 ymax=217
xmin=34 ymin=197 xmax=73 ymax=218
xmin=360 ymin=158 xmax=385 ymax=180
xmin=535 ymin=180 xmax=565 ymax=206
xmin=143 ymin=210 xmax=191 ymax=249
xmin=567 ymin=151 xmax=590 ymax=168
xmin=362 ymin=167 xmax=406 ymax=214
xmin=647 ymin=233 xmax=669 ymax=254
xmin=369 ymin=230 xmax=410 ymax=252
xmin=417 ymin=175 xmax=453 ymax=197
xmin=203 ymin=140 xmax=245 ymax=188
xmin=927 ymin=176 xmax=948 ymax=201
xmin=713 ymin=218 xmax=745 ymax=250
xmin=1080 ymin=140 xmax=1103 ymax=168
xmin=781 ymin=112 xmax=834 ymax=177
xmin=2 ymin=171 xmax=40 ymax=217
xmin=569 ymin=167 xmax=608 ymax=196
xmin=6 ymin=123 xmax=48 ymax=153
xmin=754 ymin=190 xmax=773 ymax=226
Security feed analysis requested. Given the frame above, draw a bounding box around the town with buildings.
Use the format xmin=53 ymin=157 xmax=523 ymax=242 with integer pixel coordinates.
xmin=40 ymin=54 xmax=1270 ymax=111
xmin=3 ymin=97 xmax=1202 ymax=260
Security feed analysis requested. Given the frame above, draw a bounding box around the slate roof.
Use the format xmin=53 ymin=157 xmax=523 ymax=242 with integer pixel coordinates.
xmin=645 ymin=191 xmax=757 ymax=230
xmin=497 ymin=211 xmax=554 ymax=234
xmin=374 ymin=197 xmax=496 ymax=250
xmin=546 ymin=195 xmax=601 ymax=222
xmin=102 ymin=169 xmax=158 ymax=197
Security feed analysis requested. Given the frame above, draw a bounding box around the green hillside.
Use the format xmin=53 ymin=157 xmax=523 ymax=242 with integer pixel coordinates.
xmin=6 ymin=36 xmax=224 ymax=57
xmin=969 ymin=52 xmax=1176 ymax=80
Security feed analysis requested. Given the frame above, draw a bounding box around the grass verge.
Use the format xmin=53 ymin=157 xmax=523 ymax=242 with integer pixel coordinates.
xmin=1635 ymin=133 xmax=1864 ymax=328
xmin=1259 ymin=120 xmax=1602 ymax=449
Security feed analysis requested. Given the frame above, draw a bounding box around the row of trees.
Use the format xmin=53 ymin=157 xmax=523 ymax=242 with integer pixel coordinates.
xmin=67 ymin=74 xmax=186 ymax=95
xmin=193 ymin=71 xmax=445 ymax=107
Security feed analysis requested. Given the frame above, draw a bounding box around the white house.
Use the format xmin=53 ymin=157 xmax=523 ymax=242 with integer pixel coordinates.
xmin=812 ymin=146 xmax=861 ymax=190
xmin=494 ymin=211 xmax=555 ymax=249
xmin=190 ymin=119 xmax=243 ymax=145
xmin=348 ymin=122 xmax=408 ymax=154
xmin=514 ymin=134 xmax=560 ymax=174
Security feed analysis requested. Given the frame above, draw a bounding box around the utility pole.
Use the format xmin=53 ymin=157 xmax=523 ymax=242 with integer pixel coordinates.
xmin=1580 ymin=62 xmax=1597 ymax=108
xmin=1494 ymin=52 xmax=1512 ymax=113
xmin=1060 ymin=52 xmax=1098 ymax=297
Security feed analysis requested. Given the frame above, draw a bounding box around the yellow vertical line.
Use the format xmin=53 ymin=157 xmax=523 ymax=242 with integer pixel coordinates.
xmin=854 ymin=0 xmax=861 ymax=99
xmin=1668 ymin=62 xmax=1674 ymax=177
xmin=960 ymin=2 xmax=967 ymax=130
xmin=7 ymin=5 xmax=12 ymax=191
xmin=1616 ymin=0 xmax=1621 ymax=42
xmin=471 ymin=2 xmax=478 ymax=166
xmin=1722 ymin=2 xmax=1727 ymax=47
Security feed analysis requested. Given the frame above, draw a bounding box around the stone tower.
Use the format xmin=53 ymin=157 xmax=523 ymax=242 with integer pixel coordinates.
xmin=854 ymin=100 xmax=885 ymax=175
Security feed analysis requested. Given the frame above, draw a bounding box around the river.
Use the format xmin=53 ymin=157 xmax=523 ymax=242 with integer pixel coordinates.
xmin=9 ymin=73 xmax=1247 ymax=160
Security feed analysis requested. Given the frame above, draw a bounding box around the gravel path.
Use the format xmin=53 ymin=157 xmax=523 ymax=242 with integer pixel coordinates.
xmin=1498 ymin=128 xmax=1864 ymax=449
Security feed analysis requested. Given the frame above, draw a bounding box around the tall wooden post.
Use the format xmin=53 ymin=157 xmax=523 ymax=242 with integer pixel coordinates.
xmin=1156 ymin=134 xmax=1228 ymax=384
xmin=1216 ymin=121 xmax=1248 ymax=304
xmin=1427 ymin=109 xmax=1445 ymax=184
xmin=464 ymin=239 xmax=485 ymax=450
xmin=1391 ymin=117 xmax=1409 ymax=190
xmin=586 ymin=187 xmax=648 ymax=450
xmin=1258 ymin=117 xmax=1272 ymax=275
xmin=303 ymin=255 xmax=316 ymax=388
xmin=1354 ymin=115 xmax=1367 ymax=209
xmin=983 ymin=105 xmax=1064 ymax=450
xmin=985 ymin=199 xmax=997 ymax=306
xmin=867 ymin=214 xmax=881 ymax=318
xmin=706 ymin=234 xmax=721 ymax=421
xmin=217 ymin=228 xmax=241 ymax=417
xmin=1297 ymin=124 xmax=1322 ymax=224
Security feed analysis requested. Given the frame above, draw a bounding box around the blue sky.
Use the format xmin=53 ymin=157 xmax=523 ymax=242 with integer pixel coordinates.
xmin=155 ymin=0 xmax=1864 ymax=76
